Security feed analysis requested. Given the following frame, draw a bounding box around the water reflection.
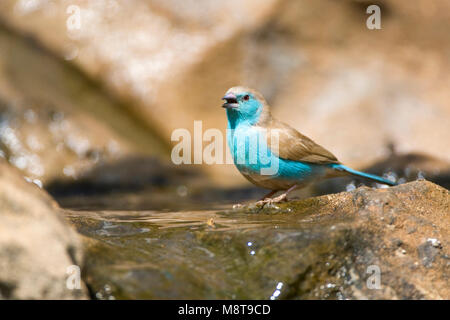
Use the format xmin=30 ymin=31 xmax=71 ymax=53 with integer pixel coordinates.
xmin=66 ymin=208 xmax=302 ymax=233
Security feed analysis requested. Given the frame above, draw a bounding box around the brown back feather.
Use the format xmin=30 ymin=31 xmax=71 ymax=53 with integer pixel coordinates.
xmin=263 ymin=118 xmax=340 ymax=164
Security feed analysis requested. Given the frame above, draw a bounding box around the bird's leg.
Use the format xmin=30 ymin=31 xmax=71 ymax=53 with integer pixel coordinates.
xmin=255 ymin=185 xmax=299 ymax=208
xmin=255 ymin=190 xmax=279 ymax=207
xmin=269 ymin=184 xmax=299 ymax=203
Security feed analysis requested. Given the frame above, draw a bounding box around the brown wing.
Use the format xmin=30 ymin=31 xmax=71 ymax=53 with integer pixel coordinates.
xmin=264 ymin=119 xmax=339 ymax=164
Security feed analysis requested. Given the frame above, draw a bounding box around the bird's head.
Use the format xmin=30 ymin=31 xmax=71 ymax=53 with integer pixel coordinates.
xmin=222 ymin=86 xmax=269 ymax=125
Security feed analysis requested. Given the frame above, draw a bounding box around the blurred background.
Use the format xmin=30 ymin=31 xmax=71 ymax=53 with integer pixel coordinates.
xmin=0 ymin=0 xmax=449 ymax=210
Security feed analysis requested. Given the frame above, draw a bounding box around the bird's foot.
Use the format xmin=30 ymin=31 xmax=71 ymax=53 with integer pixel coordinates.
xmin=255 ymin=193 xmax=288 ymax=208
xmin=271 ymin=193 xmax=288 ymax=203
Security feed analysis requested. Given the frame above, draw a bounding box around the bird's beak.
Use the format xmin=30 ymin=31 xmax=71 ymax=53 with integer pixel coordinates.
xmin=222 ymin=93 xmax=239 ymax=109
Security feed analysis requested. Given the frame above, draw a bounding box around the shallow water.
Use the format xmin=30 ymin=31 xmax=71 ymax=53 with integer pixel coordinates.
xmin=67 ymin=204 xmax=359 ymax=300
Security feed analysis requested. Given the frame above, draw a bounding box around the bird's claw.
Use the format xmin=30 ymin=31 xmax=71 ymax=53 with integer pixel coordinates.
xmin=255 ymin=193 xmax=288 ymax=208
xmin=271 ymin=194 xmax=288 ymax=203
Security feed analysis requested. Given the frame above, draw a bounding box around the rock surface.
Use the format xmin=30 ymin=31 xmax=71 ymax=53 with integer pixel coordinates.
xmin=0 ymin=161 xmax=88 ymax=299
xmin=69 ymin=180 xmax=449 ymax=299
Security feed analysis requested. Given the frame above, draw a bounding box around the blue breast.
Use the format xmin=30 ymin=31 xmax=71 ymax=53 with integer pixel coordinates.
xmin=226 ymin=122 xmax=326 ymax=183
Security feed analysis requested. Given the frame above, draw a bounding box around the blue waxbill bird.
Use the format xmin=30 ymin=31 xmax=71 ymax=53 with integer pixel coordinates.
xmin=222 ymin=86 xmax=397 ymax=205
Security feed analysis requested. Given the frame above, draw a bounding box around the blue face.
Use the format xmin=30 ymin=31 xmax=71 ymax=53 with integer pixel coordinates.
xmin=223 ymin=92 xmax=263 ymax=126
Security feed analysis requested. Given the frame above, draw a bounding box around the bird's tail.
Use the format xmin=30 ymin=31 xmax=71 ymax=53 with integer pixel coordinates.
xmin=330 ymin=164 xmax=397 ymax=186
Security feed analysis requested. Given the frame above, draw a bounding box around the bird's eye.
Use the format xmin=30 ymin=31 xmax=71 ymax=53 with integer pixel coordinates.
xmin=243 ymin=95 xmax=250 ymax=101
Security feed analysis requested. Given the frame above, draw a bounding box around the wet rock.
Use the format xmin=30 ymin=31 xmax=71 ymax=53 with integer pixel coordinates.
xmin=0 ymin=161 xmax=88 ymax=299
xmin=417 ymin=241 xmax=440 ymax=268
xmin=69 ymin=180 xmax=449 ymax=299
